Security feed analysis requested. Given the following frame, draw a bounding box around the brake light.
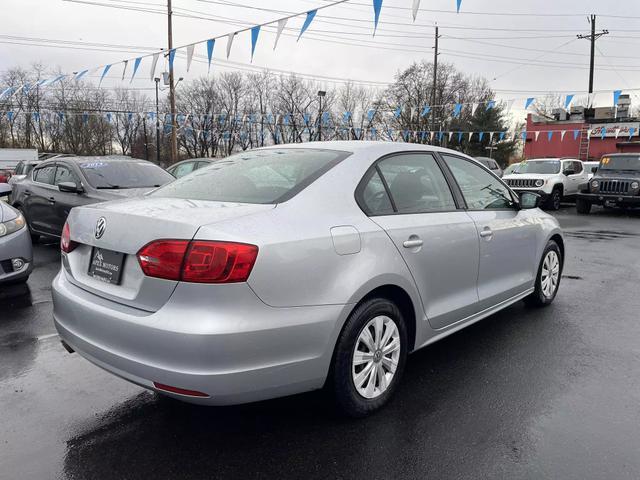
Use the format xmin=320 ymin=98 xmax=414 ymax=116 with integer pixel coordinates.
xmin=60 ymin=222 xmax=78 ymax=253
xmin=137 ymin=240 xmax=258 ymax=283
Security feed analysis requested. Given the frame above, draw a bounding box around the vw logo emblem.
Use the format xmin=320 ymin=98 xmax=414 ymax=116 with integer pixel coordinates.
xmin=95 ymin=217 xmax=107 ymax=239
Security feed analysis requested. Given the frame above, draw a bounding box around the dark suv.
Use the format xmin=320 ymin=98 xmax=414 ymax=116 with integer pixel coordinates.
xmin=576 ymin=154 xmax=640 ymax=214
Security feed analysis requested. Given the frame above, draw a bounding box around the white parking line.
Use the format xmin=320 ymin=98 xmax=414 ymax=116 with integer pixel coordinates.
xmin=36 ymin=333 xmax=59 ymax=342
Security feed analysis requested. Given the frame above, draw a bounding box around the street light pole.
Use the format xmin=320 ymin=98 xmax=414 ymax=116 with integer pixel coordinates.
xmin=317 ymin=90 xmax=326 ymax=141
xmin=167 ymin=0 xmax=178 ymax=163
xmin=154 ymin=77 xmax=161 ymax=164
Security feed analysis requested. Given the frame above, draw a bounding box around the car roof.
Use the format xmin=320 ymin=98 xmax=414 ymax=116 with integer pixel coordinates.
xmin=37 ymin=156 xmax=154 ymax=166
xmin=601 ymin=153 xmax=640 ymax=158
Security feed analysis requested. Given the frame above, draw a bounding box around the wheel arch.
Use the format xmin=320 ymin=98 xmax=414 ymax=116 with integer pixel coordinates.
xmin=550 ymin=233 xmax=565 ymax=262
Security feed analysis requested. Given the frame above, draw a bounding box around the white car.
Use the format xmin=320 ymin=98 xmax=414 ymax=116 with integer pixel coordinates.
xmin=502 ymin=158 xmax=589 ymax=210
xmin=584 ymin=161 xmax=600 ymax=180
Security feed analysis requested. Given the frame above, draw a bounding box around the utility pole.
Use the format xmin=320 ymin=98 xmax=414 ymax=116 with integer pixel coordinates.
xmin=155 ymin=77 xmax=161 ymax=164
xmin=167 ymin=0 xmax=178 ymax=163
xmin=431 ymin=26 xmax=440 ymax=143
xmin=577 ymin=15 xmax=609 ymax=96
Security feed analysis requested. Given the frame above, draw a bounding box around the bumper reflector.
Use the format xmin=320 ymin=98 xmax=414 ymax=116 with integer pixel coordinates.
xmin=153 ymin=382 xmax=210 ymax=398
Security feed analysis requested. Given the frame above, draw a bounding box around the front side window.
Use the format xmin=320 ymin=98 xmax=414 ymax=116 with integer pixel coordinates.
xmin=152 ymin=149 xmax=348 ymax=204
xmin=80 ymin=160 xmax=174 ymax=189
xmin=366 ymin=153 xmax=456 ymax=214
xmin=443 ymin=155 xmax=515 ymax=210
xmin=54 ymin=165 xmax=76 ymax=185
xmin=14 ymin=162 xmax=24 ymax=175
xmin=171 ymin=162 xmax=196 ymax=178
xmin=572 ymin=161 xmax=583 ymax=174
xmin=34 ymin=165 xmax=56 ymax=185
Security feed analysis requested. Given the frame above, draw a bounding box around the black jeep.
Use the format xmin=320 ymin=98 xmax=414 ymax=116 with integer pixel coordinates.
xmin=576 ymin=154 xmax=640 ymax=214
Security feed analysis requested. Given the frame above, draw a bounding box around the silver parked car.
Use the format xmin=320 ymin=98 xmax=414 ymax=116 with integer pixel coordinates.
xmin=53 ymin=142 xmax=564 ymax=417
xmin=0 ymin=184 xmax=33 ymax=284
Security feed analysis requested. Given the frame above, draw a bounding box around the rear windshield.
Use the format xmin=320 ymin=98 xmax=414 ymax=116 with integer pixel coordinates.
xmin=600 ymin=155 xmax=640 ymax=171
xmin=519 ymin=160 xmax=561 ymax=174
xmin=80 ymin=160 xmax=174 ymax=189
xmin=151 ymin=148 xmax=349 ymax=204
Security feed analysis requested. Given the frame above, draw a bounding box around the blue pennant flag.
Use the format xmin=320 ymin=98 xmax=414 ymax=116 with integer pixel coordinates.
xmin=82 ymin=112 xmax=89 ymax=125
xmin=355 ymin=127 xmax=362 ymax=138
xmin=207 ymin=39 xmax=215 ymax=72
xmin=74 ymin=70 xmax=88 ymax=81
xmin=394 ymin=106 xmax=402 ymax=118
xmin=453 ymin=103 xmax=462 ymax=118
xmin=457 ymin=0 xmax=462 ymax=13
xmin=57 ymin=112 xmax=65 ymax=122
xmin=105 ymin=112 xmax=112 ymax=123
xmin=370 ymin=127 xmax=377 ymax=139
xmin=7 ymin=111 xmax=14 ymax=122
xmin=298 ymin=10 xmax=317 ymax=41
xmin=322 ymin=111 xmax=330 ymax=125
xmin=99 ymin=64 xmax=111 ymax=85
xmin=128 ymin=112 xmax=134 ymax=123
xmin=169 ymin=49 xmax=176 ymax=71
xmin=343 ymin=111 xmax=352 ymax=123
xmin=478 ymin=132 xmax=484 ymax=142
xmin=457 ymin=131 xmax=463 ymax=142
xmin=548 ymin=131 xmax=553 ymax=142
xmin=367 ymin=109 xmax=375 ymax=121
xmin=131 ymin=58 xmax=142 ymax=83
xmin=613 ymin=90 xmax=622 ymax=106
xmin=403 ymin=130 xmax=410 ymax=141
xmin=573 ymin=129 xmax=580 ymax=140
xmin=303 ymin=113 xmax=311 ymax=124
xmin=499 ymin=131 xmax=506 ymax=141
xmin=147 ymin=112 xmax=156 ymax=121
xmin=525 ymin=97 xmax=535 ymax=109
xmin=420 ymin=105 xmax=431 ymax=117
xmin=438 ymin=131 xmax=445 ymax=142
xmin=486 ymin=100 xmax=496 ymax=111
xmin=284 ymin=114 xmax=291 ymax=125
xmin=251 ymin=26 xmax=261 ymax=61
xmin=600 ymin=128 xmax=606 ymax=140
xmin=32 ymin=112 xmax=40 ymax=123
xmin=373 ymin=0 xmax=383 ymax=35
xmin=564 ymin=94 xmax=574 ymax=109
xmin=521 ymin=131 xmax=527 ymax=141
xmin=630 ymin=127 xmax=636 ymax=139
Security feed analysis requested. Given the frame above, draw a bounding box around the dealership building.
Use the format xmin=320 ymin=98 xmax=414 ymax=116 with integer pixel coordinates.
xmin=524 ymin=94 xmax=640 ymax=161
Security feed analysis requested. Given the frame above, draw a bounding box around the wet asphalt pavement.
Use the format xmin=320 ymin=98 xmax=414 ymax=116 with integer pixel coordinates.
xmin=1 ymin=207 xmax=640 ymax=480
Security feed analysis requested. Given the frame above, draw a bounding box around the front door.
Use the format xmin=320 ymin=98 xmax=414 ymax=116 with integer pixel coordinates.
xmin=441 ymin=154 xmax=537 ymax=308
xmin=358 ymin=152 xmax=481 ymax=330
xmin=51 ymin=163 xmax=84 ymax=235
xmin=26 ymin=163 xmax=59 ymax=236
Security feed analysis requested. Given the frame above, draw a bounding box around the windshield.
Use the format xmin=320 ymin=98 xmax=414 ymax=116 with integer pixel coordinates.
xmin=599 ymin=156 xmax=640 ymax=171
xmin=518 ymin=160 xmax=561 ymax=175
xmin=80 ymin=160 xmax=174 ymax=189
xmin=151 ymin=148 xmax=349 ymax=204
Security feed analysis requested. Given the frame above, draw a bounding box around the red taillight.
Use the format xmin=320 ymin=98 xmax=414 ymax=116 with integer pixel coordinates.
xmin=153 ymin=382 xmax=209 ymax=398
xmin=137 ymin=240 xmax=258 ymax=283
xmin=60 ymin=222 xmax=77 ymax=253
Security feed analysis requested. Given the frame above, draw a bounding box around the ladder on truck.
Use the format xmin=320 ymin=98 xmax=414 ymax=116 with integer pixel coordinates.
xmin=579 ymin=124 xmax=590 ymax=160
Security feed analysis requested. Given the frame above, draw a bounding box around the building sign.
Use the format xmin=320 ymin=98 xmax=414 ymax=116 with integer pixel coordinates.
xmin=589 ymin=123 xmax=640 ymax=138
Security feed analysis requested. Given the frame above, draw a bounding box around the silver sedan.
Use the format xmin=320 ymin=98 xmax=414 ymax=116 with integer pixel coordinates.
xmin=0 ymin=184 xmax=33 ymax=284
xmin=52 ymin=142 xmax=564 ymax=417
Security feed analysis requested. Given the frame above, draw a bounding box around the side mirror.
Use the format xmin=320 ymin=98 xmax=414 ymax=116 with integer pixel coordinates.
xmin=591 ymin=167 xmax=598 ymax=174
xmin=519 ymin=191 xmax=541 ymax=209
xmin=564 ymin=169 xmax=575 ymax=176
xmin=58 ymin=181 xmax=83 ymax=194
xmin=0 ymin=183 xmax=12 ymax=196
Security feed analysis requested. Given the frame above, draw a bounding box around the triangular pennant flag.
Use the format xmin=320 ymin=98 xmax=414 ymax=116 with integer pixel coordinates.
xmin=548 ymin=131 xmax=553 ymax=142
xmin=489 ymin=132 xmax=494 ymax=143
xmin=601 ymin=127 xmax=607 ymax=140
xmin=458 ymin=131 xmax=464 ymax=143
xmin=367 ymin=109 xmax=375 ymax=121
xmin=99 ymin=64 xmax=111 ymax=85
xmin=615 ymin=128 xmax=621 ymax=139
xmin=57 ymin=112 xmax=65 ymax=122
xmin=373 ymin=0 xmax=383 ymax=35
xmin=525 ymin=97 xmax=535 ymax=110
xmin=74 ymin=70 xmax=88 ymax=81
xmin=150 ymin=53 xmax=159 ymax=80
xmin=478 ymin=132 xmax=484 ymax=142
xmin=499 ymin=131 xmax=506 ymax=141
xmin=430 ymin=131 xmax=435 ymax=142
xmin=448 ymin=132 xmax=454 ymax=142
xmin=629 ymin=127 xmax=636 ymax=139
xmin=168 ymin=49 xmax=176 ymax=71
xmin=394 ymin=106 xmax=402 ymax=118
xmin=186 ymin=44 xmax=195 ymax=71
xmin=438 ymin=131 xmax=444 ymax=142
xmin=521 ymin=131 xmax=528 ymax=141
xmin=82 ymin=112 xmax=89 ymax=125
xmin=587 ymin=92 xmax=595 ymax=108
xmin=274 ymin=18 xmax=287 ymax=50
xmin=534 ymin=131 xmax=541 ymax=142
xmin=7 ymin=111 xmax=14 ymax=122
xmin=486 ymin=100 xmax=496 ymax=111
xmin=471 ymin=103 xmax=479 ymax=116
xmin=573 ymin=129 xmax=580 ymax=140
xmin=410 ymin=107 xmax=416 ymax=120
xmin=564 ymin=94 xmax=574 ymax=109
xmin=298 ymin=10 xmax=317 ymax=41
xmin=130 ymin=58 xmax=141 ymax=83
xmin=412 ymin=0 xmax=421 ymax=21
xmin=613 ymin=90 xmax=622 ymax=106
xmin=504 ymin=99 xmax=515 ymax=113
xmin=121 ymin=60 xmax=128 ymax=81
xmin=457 ymin=0 xmax=462 ymax=13
xmin=468 ymin=131 xmax=473 ymax=141
xmin=251 ymin=26 xmax=261 ymax=61
xmin=227 ymin=33 xmax=236 ymax=58
xmin=453 ymin=103 xmax=462 ymax=118
xmin=561 ymin=130 xmax=567 ymax=141
xmin=207 ymin=39 xmax=215 ymax=72
xmin=420 ymin=105 xmax=431 ymax=117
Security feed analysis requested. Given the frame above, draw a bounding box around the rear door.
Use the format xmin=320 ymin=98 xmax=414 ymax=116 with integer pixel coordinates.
xmin=359 ymin=152 xmax=481 ymax=330
xmin=441 ymin=154 xmax=537 ymax=308
xmin=26 ymin=163 xmax=59 ymax=235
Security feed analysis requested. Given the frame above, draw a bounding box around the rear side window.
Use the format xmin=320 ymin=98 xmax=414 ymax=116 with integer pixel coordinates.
xmin=14 ymin=162 xmax=24 ymax=175
xmin=80 ymin=161 xmax=174 ymax=189
xmin=34 ymin=165 xmax=56 ymax=184
xmin=152 ymin=149 xmax=349 ymax=204
xmin=359 ymin=170 xmax=394 ymax=216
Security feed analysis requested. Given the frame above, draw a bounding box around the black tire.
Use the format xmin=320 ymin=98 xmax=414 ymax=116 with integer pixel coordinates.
xmin=545 ymin=187 xmax=562 ymax=211
xmin=16 ymin=206 xmax=39 ymax=243
xmin=525 ymin=240 xmax=563 ymax=307
xmin=576 ymin=198 xmax=592 ymax=215
xmin=331 ymin=297 xmax=408 ymax=418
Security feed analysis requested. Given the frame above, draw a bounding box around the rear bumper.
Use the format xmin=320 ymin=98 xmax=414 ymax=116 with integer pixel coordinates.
xmin=52 ymin=270 xmax=348 ymax=405
xmin=0 ymin=226 xmax=33 ymax=283
xmin=577 ymin=192 xmax=640 ymax=206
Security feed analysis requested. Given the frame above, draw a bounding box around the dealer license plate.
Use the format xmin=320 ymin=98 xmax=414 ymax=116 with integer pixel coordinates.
xmin=88 ymin=247 xmax=125 ymax=285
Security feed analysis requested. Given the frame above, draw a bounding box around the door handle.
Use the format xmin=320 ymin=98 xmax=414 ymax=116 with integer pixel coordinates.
xmin=403 ymin=239 xmax=424 ymax=248
xmin=479 ymin=228 xmax=493 ymax=238
xmin=48 ymin=197 xmax=56 ymax=204
xmin=23 ymin=190 xmax=31 ymax=196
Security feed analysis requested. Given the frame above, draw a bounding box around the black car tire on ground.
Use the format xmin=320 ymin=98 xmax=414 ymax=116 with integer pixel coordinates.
xmin=576 ymin=198 xmax=592 ymax=215
xmin=545 ymin=187 xmax=562 ymax=211
xmin=525 ymin=239 xmax=563 ymax=308
xmin=331 ymin=297 xmax=408 ymax=418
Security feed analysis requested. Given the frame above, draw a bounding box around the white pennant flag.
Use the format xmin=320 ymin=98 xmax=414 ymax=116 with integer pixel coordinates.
xmin=468 ymin=131 xmax=473 ymax=141
xmin=448 ymin=132 xmax=454 ymax=142
xmin=121 ymin=60 xmax=128 ymax=81
xmin=535 ymin=131 xmax=541 ymax=142
xmin=615 ymin=128 xmax=621 ymax=139
xmin=412 ymin=0 xmax=421 ymax=21
xmin=410 ymin=107 xmax=416 ymax=120
xmin=471 ymin=103 xmax=479 ymax=116
xmin=561 ymin=130 xmax=567 ymax=141
xmin=504 ymin=99 xmax=515 ymax=113
xmin=149 ymin=53 xmax=159 ymax=80
xmin=274 ymin=18 xmax=287 ymax=50
xmin=430 ymin=131 xmax=435 ymax=142
xmin=489 ymin=132 xmax=495 ymax=143
xmin=226 ymin=33 xmax=236 ymax=58
xmin=186 ymin=44 xmax=195 ymax=72
xmin=587 ymin=92 xmax=596 ymax=108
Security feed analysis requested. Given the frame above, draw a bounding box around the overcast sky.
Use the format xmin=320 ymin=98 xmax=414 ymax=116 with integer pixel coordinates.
xmin=3 ymin=0 xmax=640 ymax=120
